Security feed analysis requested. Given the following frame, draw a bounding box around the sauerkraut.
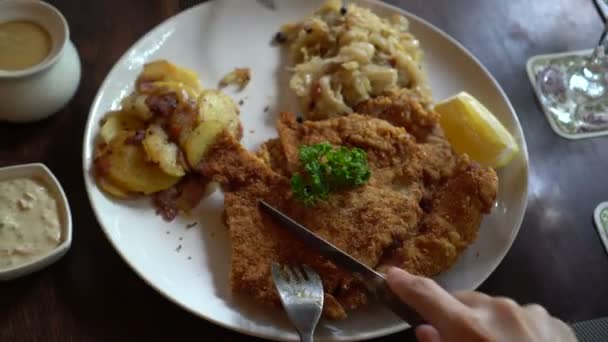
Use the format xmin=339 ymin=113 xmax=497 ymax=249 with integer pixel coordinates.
xmin=279 ymin=0 xmax=432 ymax=119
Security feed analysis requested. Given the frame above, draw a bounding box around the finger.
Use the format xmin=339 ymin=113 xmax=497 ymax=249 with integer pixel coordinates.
xmin=454 ymin=291 xmax=492 ymax=307
xmin=524 ymin=303 xmax=548 ymax=317
xmin=415 ymin=324 xmax=442 ymax=342
xmin=386 ymin=267 xmax=469 ymax=328
xmin=551 ymin=318 xmax=577 ymax=341
xmin=523 ymin=304 xmax=553 ymax=340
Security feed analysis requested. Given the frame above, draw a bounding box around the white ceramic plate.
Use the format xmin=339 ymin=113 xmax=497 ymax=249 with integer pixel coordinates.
xmin=82 ymin=1 xmax=529 ymax=340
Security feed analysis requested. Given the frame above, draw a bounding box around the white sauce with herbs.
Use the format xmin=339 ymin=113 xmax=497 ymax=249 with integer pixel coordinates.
xmin=0 ymin=178 xmax=61 ymax=270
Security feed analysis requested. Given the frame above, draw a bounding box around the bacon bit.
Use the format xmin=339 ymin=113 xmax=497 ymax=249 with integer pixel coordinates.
xmin=311 ymin=81 xmax=322 ymax=99
xmin=94 ymin=142 xmax=109 ymax=159
xmin=153 ymin=186 xmax=181 ymax=222
xmin=145 ymin=93 xmax=178 ymax=117
xmin=94 ymin=156 xmax=112 ymax=177
xmin=138 ymin=80 xmax=156 ymax=93
xmin=125 ymin=130 xmax=145 ymax=145
xmin=153 ymin=176 xmax=211 ymax=222
xmin=167 ymin=123 xmax=183 ymax=140
xmin=180 ymin=176 xmax=209 ymax=209
xmin=167 ymin=107 xmax=196 ymax=142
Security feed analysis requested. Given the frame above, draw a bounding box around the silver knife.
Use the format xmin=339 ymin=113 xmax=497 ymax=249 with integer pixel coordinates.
xmin=258 ymin=200 xmax=425 ymax=326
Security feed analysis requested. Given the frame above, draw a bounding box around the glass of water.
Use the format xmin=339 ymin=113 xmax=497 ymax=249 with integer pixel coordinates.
xmin=536 ymin=0 xmax=608 ymax=134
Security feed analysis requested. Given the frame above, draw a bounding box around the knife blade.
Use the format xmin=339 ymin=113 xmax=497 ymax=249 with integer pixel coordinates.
xmin=258 ymin=199 xmax=424 ymax=326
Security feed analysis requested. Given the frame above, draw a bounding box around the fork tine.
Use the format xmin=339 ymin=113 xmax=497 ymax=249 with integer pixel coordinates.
xmin=302 ymin=265 xmax=321 ymax=283
xmin=282 ymin=264 xmax=296 ymax=283
xmin=297 ymin=265 xmax=309 ymax=281
xmin=271 ymin=262 xmax=288 ymax=286
xmin=291 ymin=265 xmax=305 ymax=282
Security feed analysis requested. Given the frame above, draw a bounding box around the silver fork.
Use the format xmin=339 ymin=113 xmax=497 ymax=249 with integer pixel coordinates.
xmin=271 ymin=263 xmax=324 ymax=342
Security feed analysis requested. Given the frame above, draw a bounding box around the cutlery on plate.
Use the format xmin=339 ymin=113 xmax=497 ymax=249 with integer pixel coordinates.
xmin=259 ymin=200 xmax=425 ymax=326
xmin=271 ymin=263 xmax=324 ymax=342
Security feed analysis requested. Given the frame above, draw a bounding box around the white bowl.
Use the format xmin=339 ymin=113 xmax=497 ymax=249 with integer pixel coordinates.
xmin=0 ymin=0 xmax=81 ymax=122
xmin=0 ymin=163 xmax=72 ymax=281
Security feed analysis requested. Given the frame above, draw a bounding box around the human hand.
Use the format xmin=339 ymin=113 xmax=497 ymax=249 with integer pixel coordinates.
xmin=386 ymin=267 xmax=577 ymax=342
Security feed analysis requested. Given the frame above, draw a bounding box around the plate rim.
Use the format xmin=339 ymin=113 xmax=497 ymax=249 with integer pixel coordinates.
xmin=81 ymin=0 xmax=530 ymax=340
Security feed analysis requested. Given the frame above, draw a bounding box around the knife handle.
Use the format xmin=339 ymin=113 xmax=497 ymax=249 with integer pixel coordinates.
xmin=376 ymin=282 xmax=426 ymax=327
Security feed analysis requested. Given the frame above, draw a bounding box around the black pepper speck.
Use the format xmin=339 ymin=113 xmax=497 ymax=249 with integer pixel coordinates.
xmin=274 ymin=31 xmax=287 ymax=44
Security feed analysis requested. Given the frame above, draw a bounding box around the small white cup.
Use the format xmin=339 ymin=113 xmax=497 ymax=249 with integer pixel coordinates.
xmin=0 ymin=0 xmax=81 ymax=123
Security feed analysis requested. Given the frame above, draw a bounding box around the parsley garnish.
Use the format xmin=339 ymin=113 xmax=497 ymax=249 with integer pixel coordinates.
xmin=291 ymin=142 xmax=371 ymax=206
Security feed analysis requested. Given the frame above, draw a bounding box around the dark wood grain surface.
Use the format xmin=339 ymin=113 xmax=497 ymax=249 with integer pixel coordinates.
xmin=1 ymin=0 xmax=607 ymax=341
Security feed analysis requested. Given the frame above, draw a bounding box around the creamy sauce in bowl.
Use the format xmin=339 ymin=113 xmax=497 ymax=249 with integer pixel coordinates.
xmin=0 ymin=20 xmax=52 ymax=71
xmin=0 ymin=178 xmax=62 ymax=270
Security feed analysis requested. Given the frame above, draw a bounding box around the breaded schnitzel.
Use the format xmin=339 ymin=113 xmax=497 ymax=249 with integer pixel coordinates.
xmin=378 ymin=156 xmax=498 ymax=276
xmin=354 ymin=88 xmax=439 ymax=141
xmin=201 ymin=114 xmax=426 ymax=318
xmin=201 ymin=111 xmax=498 ymax=319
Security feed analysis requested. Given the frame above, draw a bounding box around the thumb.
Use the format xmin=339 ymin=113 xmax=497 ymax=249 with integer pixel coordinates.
xmin=386 ymin=267 xmax=468 ymax=332
xmin=416 ymin=324 xmax=442 ymax=342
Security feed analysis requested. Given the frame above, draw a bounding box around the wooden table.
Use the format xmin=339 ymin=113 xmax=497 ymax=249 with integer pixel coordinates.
xmin=2 ymin=0 xmax=607 ymax=340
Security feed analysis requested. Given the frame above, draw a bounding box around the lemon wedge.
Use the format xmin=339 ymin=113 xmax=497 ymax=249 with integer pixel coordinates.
xmin=435 ymin=92 xmax=519 ymax=168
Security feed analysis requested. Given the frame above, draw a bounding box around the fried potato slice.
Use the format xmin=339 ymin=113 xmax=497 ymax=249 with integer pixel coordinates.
xmin=103 ymin=132 xmax=181 ymax=194
xmin=142 ymin=124 xmax=186 ymax=177
xmin=182 ymin=90 xmax=243 ymax=168
xmin=96 ymin=175 xmax=131 ymax=198
xmin=99 ymin=111 xmax=146 ymax=144
xmin=197 ymin=89 xmax=241 ymax=137
xmin=139 ymin=81 xmax=200 ymax=101
xmin=120 ymin=94 xmax=154 ymax=121
xmin=184 ymin=120 xmax=226 ymax=168
xmin=137 ymin=60 xmax=202 ymax=93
